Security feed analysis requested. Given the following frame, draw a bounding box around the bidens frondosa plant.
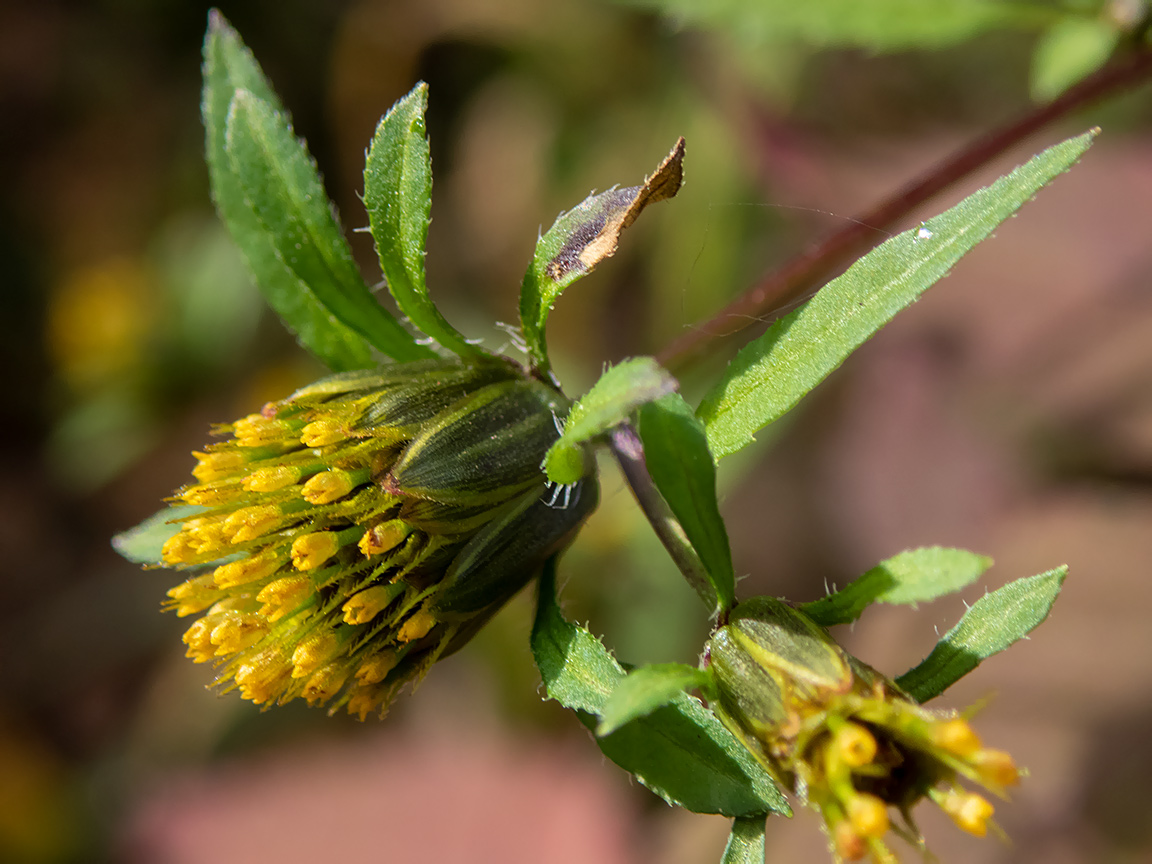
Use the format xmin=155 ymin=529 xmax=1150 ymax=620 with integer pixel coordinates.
xmin=114 ymin=10 xmax=1089 ymax=862
xmin=707 ymin=598 xmax=1018 ymax=862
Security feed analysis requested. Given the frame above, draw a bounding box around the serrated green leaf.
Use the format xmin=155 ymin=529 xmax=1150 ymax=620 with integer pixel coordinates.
xmin=202 ymin=12 xmax=429 ymax=370
xmin=722 ymin=816 xmax=767 ymax=864
xmin=597 ymin=663 xmax=713 ymax=736
xmin=532 ymin=565 xmax=787 ymax=816
xmin=225 ymin=90 xmax=431 ymax=363
xmin=802 ymin=547 xmax=993 ymax=627
xmin=698 ymin=131 xmax=1097 ymax=460
xmin=112 ymin=505 xmax=206 ymax=566
xmin=896 ymin=566 xmax=1068 ymax=702
xmin=364 ymin=84 xmax=476 ymax=357
xmin=1030 ymin=17 xmax=1119 ymax=101
xmin=543 ymin=357 xmax=677 ymax=484
xmin=612 ymin=0 xmax=1056 ymax=51
xmin=639 ymin=394 xmax=736 ymax=612
xmin=519 ymin=139 xmax=684 ymax=374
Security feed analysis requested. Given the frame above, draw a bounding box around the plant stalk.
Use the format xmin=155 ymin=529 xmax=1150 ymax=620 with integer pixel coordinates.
xmin=657 ymin=47 xmax=1152 ymax=371
xmin=610 ymin=423 xmax=721 ymax=615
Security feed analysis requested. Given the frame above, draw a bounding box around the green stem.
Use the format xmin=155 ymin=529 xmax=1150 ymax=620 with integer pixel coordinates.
xmin=610 ymin=423 xmax=719 ymax=613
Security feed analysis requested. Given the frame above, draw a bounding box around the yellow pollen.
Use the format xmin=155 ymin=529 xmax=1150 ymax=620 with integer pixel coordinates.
xmin=166 ymin=573 xmax=222 ymax=617
xmin=833 ymin=821 xmax=867 ymax=861
xmin=213 ymin=550 xmax=282 ymax=588
xmin=355 ymin=650 xmax=399 ymax=685
xmin=835 ymin=722 xmax=878 ymax=767
xmin=182 ymin=618 xmax=216 ymax=663
xmin=301 ymin=419 xmax=345 ymax=447
xmin=243 ymin=465 xmax=300 ymax=492
xmin=234 ymin=650 xmax=292 ymax=704
xmin=291 ymin=532 xmax=340 ymax=571
xmin=233 ymin=414 xmax=287 ymax=447
xmin=291 ymin=630 xmax=340 ymax=678
xmin=302 ymin=470 xmax=356 ymax=504
xmin=303 ymin=664 xmax=349 ymax=705
xmin=342 ymin=585 xmax=397 ymax=625
xmin=359 ymin=520 xmax=411 ymax=557
xmin=940 ymin=790 xmax=995 ymax=837
xmin=256 ymin=575 xmax=313 ymax=622
xmin=210 ymin=615 xmax=268 ymax=656
xmin=192 ymin=450 xmax=246 ymax=482
xmin=180 ymin=482 xmax=245 ymax=507
xmin=397 ymin=609 xmax=437 ymax=643
xmin=225 ymin=505 xmax=283 ymax=543
xmin=847 ymin=793 xmax=889 ymax=839
xmin=933 ymin=718 xmax=982 ymax=757
xmin=185 ymin=519 xmax=231 ymax=554
xmin=973 ymin=749 xmax=1020 ymax=788
xmin=346 ymin=688 xmax=383 ymax=721
xmin=161 ymin=530 xmax=200 ymax=565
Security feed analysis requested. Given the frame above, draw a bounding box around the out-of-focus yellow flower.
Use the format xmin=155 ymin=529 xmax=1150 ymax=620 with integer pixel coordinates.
xmin=161 ymin=356 xmax=597 ymax=719
xmin=707 ymin=597 xmax=1019 ymax=862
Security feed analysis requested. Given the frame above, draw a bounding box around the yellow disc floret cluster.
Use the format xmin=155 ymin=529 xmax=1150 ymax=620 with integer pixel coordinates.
xmin=159 ymin=357 xmax=596 ymax=719
xmin=707 ymin=598 xmax=1019 ymax=863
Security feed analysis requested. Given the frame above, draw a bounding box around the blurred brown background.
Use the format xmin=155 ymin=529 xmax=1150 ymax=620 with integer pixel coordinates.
xmin=2 ymin=1 xmax=1151 ymax=862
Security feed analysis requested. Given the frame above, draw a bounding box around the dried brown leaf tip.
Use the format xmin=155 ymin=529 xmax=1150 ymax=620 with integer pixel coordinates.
xmin=546 ymin=137 xmax=685 ymax=281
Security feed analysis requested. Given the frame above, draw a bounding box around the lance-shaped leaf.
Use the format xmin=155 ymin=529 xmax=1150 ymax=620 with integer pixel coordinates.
xmin=112 ymin=505 xmax=206 ymax=566
xmin=698 ymin=131 xmax=1096 ymax=460
xmin=364 ymin=84 xmax=476 ymax=357
xmin=543 ymin=357 xmax=677 ymax=485
xmin=532 ymin=565 xmax=787 ymax=817
xmin=722 ymin=816 xmax=767 ymax=864
xmin=203 ymin=12 xmax=428 ymax=370
xmin=597 ymin=663 xmax=713 ymax=736
xmin=802 ymin=547 xmax=993 ymax=628
xmin=639 ymin=394 xmax=737 ymax=612
xmin=520 ymin=139 xmax=685 ymax=374
xmin=896 ymin=565 xmax=1068 ymax=702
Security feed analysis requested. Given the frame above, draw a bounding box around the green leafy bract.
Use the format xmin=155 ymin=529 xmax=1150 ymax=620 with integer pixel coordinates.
xmin=364 ymin=84 xmax=476 ymax=357
xmin=112 ymin=505 xmax=206 ymax=566
xmin=802 ymin=547 xmax=993 ymax=628
xmin=639 ymin=395 xmax=737 ymax=612
xmin=597 ymin=662 xmax=713 ymax=736
xmin=203 ymin=12 xmax=429 ymax=370
xmin=698 ymin=131 xmax=1097 ymax=460
xmin=543 ymin=357 xmax=677 ymax=485
xmin=532 ymin=565 xmax=787 ymax=817
xmin=519 ymin=140 xmax=684 ymax=375
xmin=896 ymin=566 xmax=1068 ymax=702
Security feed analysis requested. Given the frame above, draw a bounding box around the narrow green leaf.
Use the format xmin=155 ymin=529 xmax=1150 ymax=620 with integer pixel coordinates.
xmin=597 ymin=663 xmax=713 ymax=736
xmin=1031 ymin=17 xmax=1118 ymax=102
xmin=543 ymin=357 xmax=677 ymax=485
xmin=112 ymin=505 xmax=206 ymax=566
xmin=225 ymin=90 xmax=431 ymax=363
xmin=722 ymin=816 xmax=767 ymax=864
xmin=519 ymin=139 xmax=684 ymax=374
xmin=611 ymin=0 xmax=1057 ymax=51
xmin=364 ymin=84 xmax=476 ymax=356
xmin=896 ymin=566 xmax=1068 ymax=702
xmin=532 ymin=565 xmax=787 ymax=816
xmin=202 ymin=12 xmax=428 ymax=369
xmin=639 ymin=394 xmax=737 ymax=612
xmin=802 ymin=547 xmax=993 ymax=628
xmin=698 ymin=131 xmax=1096 ymax=460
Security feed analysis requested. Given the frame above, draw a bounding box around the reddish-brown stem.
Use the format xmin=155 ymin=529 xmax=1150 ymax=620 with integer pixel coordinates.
xmin=657 ymin=47 xmax=1152 ymax=371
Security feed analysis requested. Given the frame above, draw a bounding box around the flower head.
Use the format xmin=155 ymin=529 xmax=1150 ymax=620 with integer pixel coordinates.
xmin=160 ymin=356 xmax=597 ymax=718
xmin=706 ymin=597 xmax=1020 ymax=862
